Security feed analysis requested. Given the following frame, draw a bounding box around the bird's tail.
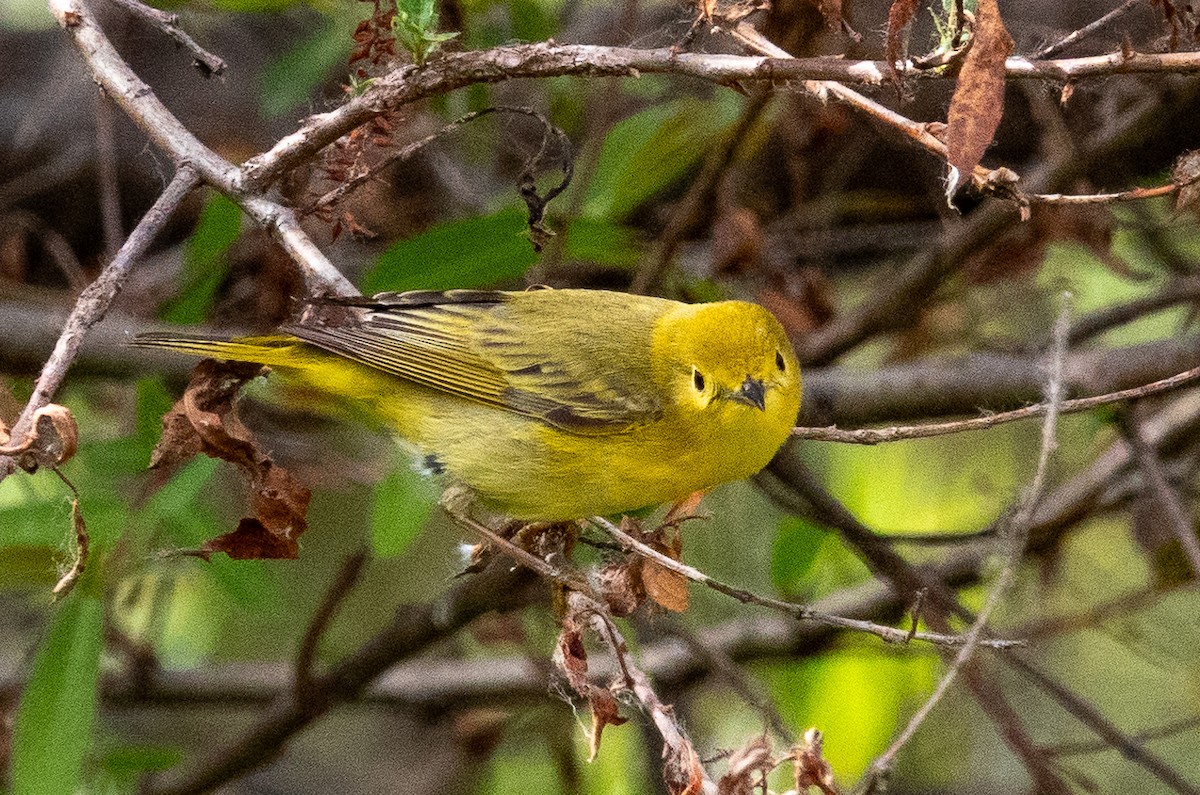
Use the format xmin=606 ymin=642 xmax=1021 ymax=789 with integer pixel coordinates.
xmin=131 ymin=332 xmax=307 ymax=368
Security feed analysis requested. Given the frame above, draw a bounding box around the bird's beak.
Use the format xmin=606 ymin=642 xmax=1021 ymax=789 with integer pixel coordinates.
xmin=728 ymin=375 xmax=767 ymax=411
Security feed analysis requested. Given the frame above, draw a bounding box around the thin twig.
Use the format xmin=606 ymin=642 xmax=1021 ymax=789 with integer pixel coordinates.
xmin=1041 ymin=714 xmax=1200 ymax=757
xmin=304 ymin=106 xmax=568 ymax=217
xmin=1031 ymin=0 xmax=1143 ymax=59
xmin=1004 ymin=652 xmax=1200 ymax=795
xmin=449 ymin=511 xmax=596 ymax=597
xmin=630 ymin=91 xmax=772 ymax=295
xmin=49 ymin=0 xmax=355 ymax=296
xmin=107 ymin=0 xmax=227 ymax=76
xmin=294 ymin=547 xmax=369 ymax=695
xmin=567 ymin=591 xmax=710 ymax=793
xmin=657 ymin=618 xmax=793 ymax=743
xmin=1119 ymin=410 xmax=1200 ymax=577
xmin=1018 ymin=583 xmax=1188 ymax=641
xmin=1026 ymin=182 xmax=1179 ymax=204
xmin=588 ymin=516 xmax=1020 ymax=649
xmin=0 ymin=166 xmax=200 ymax=482
xmin=1066 ymin=278 xmax=1200 ymax=347
xmin=237 ymin=41 xmax=1200 ymax=192
xmin=961 ymin=662 xmax=1073 ymax=795
xmin=793 ymin=365 xmax=1200 ymax=445
xmin=862 ymin=295 xmax=1072 ymax=791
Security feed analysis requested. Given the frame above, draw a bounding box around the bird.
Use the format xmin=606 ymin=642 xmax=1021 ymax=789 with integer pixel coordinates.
xmin=134 ymin=288 xmax=802 ymax=521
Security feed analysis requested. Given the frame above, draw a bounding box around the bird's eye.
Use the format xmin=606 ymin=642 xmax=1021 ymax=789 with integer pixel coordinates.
xmin=775 ymin=350 xmax=786 ymax=372
xmin=692 ymin=367 xmax=706 ymax=392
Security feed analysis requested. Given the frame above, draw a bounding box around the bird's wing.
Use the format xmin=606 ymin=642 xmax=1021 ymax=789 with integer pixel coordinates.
xmin=285 ymin=289 xmax=666 ymax=433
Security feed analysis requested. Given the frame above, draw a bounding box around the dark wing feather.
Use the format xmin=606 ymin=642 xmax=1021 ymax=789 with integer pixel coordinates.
xmin=286 ymin=289 xmax=667 ymax=433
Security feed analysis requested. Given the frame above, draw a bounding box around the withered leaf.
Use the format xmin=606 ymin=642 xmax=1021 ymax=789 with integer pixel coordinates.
xmin=0 ymin=404 xmax=79 ymax=472
xmin=588 ymin=688 xmax=627 ymax=762
xmin=554 ymin=617 xmax=627 ymax=761
xmin=599 ymin=558 xmax=645 ymax=617
xmin=150 ymin=359 xmax=310 ymax=560
xmin=884 ymin=0 xmax=921 ymax=95
xmin=639 ymin=522 xmax=690 ymax=613
xmin=200 ymin=517 xmax=299 ymax=560
xmin=51 ymin=498 xmax=89 ymax=598
xmin=793 ymin=728 xmax=838 ymax=795
xmin=717 ymin=736 xmax=773 ymax=795
xmin=642 ymin=556 xmax=690 ymax=613
xmin=945 ymin=0 xmax=1014 ymax=197
xmin=1172 ymin=149 xmax=1200 ymax=220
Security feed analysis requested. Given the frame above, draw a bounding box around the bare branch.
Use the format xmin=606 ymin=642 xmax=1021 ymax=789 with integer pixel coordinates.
xmin=294 ymin=548 xmax=368 ymax=695
xmin=48 ymin=0 xmax=355 ymax=296
xmin=149 ymin=563 xmax=540 ymax=795
xmin=0 ymin=167 xmax=199 ymax=481
xmin=239 ymin=40 xmax=1200 ymax=192
xmin=862 ymin=294 xmax=1071 ymax=789
xmin=107 ymin=0 xmax=227 ymax=76
xmin=1031 ymin=0 xmax=1143 ymax=59
xmin=588 ymin=516 xmax=1020 ymax=649
xmin=1119 ymin=411 xmax=1200 ymax=577
xmin=566 ymin=591 xmax=710 ymax=794
xmin=794 ymin=364 xmax=1200 ymax=445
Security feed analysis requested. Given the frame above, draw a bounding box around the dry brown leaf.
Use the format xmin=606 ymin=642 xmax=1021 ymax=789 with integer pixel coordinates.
xmin=0 ymin=404 xmax=79 ymax=472
xmin=793 ymin=728 xmax=838 ymax=795
xmin=1172 ymin=149 xmax=1200 ymax=220
xmin=150 ymin=359 xmax=311 ymax=560
xmin=642 ymin=556 xmax=690 ymax=613
xmin=51 ymin=498 xmax=89 ymax=598
xmin=717 ymin=736 xmax=773 ymax=795
xmin=554 ymin=617 xmax=628 ymax=761
xmin=945 ymin=0 xmax=1014 ymax=197
xmin=599 ymin=558 xmax=645 ymax=617
xmin=884 ymin=0 xmax=921 ymax=94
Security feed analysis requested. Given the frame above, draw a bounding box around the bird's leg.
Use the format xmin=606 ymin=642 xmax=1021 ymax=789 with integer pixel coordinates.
xmin=439 ymin=487 xmax=579 ymax=576
xmin=439 ymin=485 xmax=514 ymax=574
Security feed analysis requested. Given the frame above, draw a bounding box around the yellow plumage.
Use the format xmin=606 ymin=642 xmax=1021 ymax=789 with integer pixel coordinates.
xmin=134 ymin=288 xmax=802 ymax=520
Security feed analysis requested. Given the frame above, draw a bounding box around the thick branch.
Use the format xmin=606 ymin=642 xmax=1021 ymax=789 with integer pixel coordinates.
xmin=49 ymin=0 xmax=354 ymax=296
xmin=239 ymin=43 xmax=1200 ymax=191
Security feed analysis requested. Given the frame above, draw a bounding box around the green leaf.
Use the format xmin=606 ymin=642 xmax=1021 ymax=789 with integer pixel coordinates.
xmin=363 ymin=208 xmax=538 ymax=293
xmin=562 ymin=218 xmax=642 ymax=270
xmin=139 ymin=456 xmax=221 ymax=524
xmin=11 ymin=585 xmax=104 ymax=795
xmin=0 ymin=474 xmax=72 ymax=549
xmin=371 ymin=462 xmax=437 ymax=558
xmin=509 ymin=0 xmax=559 ymax=42
xmin=395 ymin=0 xmax=458 ymax=64
xmin=584 ymin=96 xmax=742 ymax=220
xmin=161 ymin=193 xmax=243 ymax=325
xmin=100 ymin=745 xmax=183 ymax=779
xmin=135 ymin=377 xmax=176 ymax=452
xmin=770 ymin=516 xmax=825 ymax=596
xmin=260 ymin=20 xmax=351 ymax=118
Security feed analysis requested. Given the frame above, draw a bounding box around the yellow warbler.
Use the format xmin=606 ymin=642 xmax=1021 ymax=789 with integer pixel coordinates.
xmin=135 ymin=288 xmax=801 ymax=520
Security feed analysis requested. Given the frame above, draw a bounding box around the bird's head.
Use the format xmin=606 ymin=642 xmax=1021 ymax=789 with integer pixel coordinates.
xmin=658 ymin=300 xmax=801 ymax=429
